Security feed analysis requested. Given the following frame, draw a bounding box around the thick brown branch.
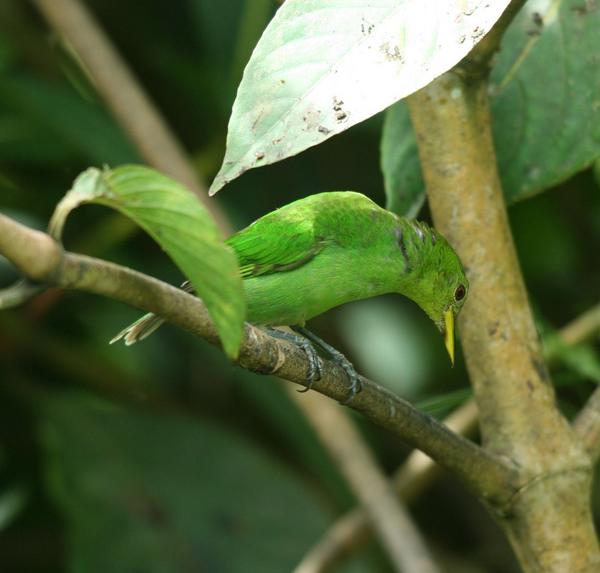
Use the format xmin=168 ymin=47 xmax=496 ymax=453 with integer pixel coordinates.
xmin=407 ymin=69 xmax=598 ymax=572
xmin=0 ymin=211 xmax=516 ymax=503
xmin=407 ymin=73 xmax=587 ymax=474
xmin=296 ymin=301 xmax=600 ymax=572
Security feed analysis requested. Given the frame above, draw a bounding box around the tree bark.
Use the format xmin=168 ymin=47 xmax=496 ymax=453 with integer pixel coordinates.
xmin=407 ymin=72 xmax=599 ymax=572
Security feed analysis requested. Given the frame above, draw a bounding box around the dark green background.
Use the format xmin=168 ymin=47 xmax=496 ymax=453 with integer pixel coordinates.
xmin=0 ymin=1 xmax=598 ymax=572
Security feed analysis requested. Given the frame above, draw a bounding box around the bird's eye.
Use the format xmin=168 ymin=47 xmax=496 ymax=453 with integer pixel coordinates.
xmin=454 ymin=284 xmax=466 ymax=301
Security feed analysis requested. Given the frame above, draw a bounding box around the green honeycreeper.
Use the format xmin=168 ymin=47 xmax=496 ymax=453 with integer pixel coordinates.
xmin=111 ymin=191 xmax=469 ymax=396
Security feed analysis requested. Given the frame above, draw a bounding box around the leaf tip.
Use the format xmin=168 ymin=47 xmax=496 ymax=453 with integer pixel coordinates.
xmin=208 ymin=176 xmax=227 ymax=196
xmin=222 ymin=336 xmax=242 ymax=361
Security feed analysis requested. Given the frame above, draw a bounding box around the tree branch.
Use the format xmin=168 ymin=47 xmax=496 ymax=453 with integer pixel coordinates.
xmin=559 ymin=303 xmax=600 ymax=348
xmin=406 ymin=62 xmax=598 ymax=573
xmin=0 ymin=280 xmax=44 ymax=309
xmin=461 ymin=0 xmax=528 ymax=73
xmin=295 ymin=301 xmax=600 ymax=572
xmin=32 ymin=0 xmax=231 ymax=233
xmin=295 ymin=399 xmax=478 ymax=573
xmin=0 ymin=210 xmax=517 ymax=504
xmin=575 ymin=389 xmax=600 ymax=463
xmin=288 ymin=390 xmax=441 ymax=573
xmin=568 ymin=304 xmax=600 ymax=462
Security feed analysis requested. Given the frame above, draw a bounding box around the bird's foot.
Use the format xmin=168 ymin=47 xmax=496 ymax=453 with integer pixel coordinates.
xmin=265 ymin=327 xmax=322 ymax=391
xmin=325 ymin=346 xmax=362 ymax=404
xmin=291 ymin=326 xmax=362 ymax=404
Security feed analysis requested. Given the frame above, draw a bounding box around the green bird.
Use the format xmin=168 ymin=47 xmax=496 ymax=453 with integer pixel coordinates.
xmin=111 ymin=191 xmax=468 ymax=398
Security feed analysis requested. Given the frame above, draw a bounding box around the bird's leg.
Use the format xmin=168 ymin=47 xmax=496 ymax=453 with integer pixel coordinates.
xmin=290 ymin=326 xmax=362 ymax=404
xmin=264 ymin=327 xmax=322 ymax=391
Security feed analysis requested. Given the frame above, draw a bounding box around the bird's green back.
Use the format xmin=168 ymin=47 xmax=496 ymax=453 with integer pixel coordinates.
xmin=226 ymin=191 xmax=385 ymax=278
xmin=225 ymin=192 xmax=468 ymax=329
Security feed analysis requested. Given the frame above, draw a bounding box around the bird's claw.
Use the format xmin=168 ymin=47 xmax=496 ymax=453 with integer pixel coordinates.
xmin=327 ymin=348 xmax=362 ymax=404
xmin=266 ymin=326 xmax=361 ymax=401
xmin=289 ymin=325 xmax=362 ymax=403
xmin=294 ymin=338 xmax=323 ymax=393
xmin=265 ymin=327 xmax=322 ymax=393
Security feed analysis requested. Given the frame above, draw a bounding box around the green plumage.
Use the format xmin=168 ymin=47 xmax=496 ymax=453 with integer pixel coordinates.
xmin=112 ymin=192 xmax=468 ymax=354
xmin=228 ymin=191 xmax=467 ymax=330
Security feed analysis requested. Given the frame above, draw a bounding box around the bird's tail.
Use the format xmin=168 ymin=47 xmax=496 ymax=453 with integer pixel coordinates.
xmin=109 ymin=312 xmax=166 ymax=346
xmin=110 ymin=281 xmax=194 ymax=345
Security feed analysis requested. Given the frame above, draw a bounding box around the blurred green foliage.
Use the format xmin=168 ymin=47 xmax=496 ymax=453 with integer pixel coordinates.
xmin=0 ymin=1 xmax=598 ymax=572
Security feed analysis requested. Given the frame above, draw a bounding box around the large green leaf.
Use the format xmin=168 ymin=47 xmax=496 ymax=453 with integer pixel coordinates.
xmin=382 ymin=0 xmax=600 ymax=215
xmin=209 ymin=0 xmax=511 ymax=194
xmin=40 ymin=392 xmax=356 ymax=573
xmin=49 ymin=165 xmax=245 ymax=358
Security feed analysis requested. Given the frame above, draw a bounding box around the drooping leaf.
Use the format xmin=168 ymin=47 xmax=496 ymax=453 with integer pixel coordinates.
xmin=49 ymin=165 xmax=245 ymax=358
xmin=40 ymin=392 xmax=357 ymax=573
xmin=382 ymin=0 xmax=600 ymax=215
xmin=209 ymin=0 xmax=511 ymax=194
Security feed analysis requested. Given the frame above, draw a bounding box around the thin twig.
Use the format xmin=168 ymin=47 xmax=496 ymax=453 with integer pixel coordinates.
xmin=32 ymin=0 xmax=231 ymax=234
xmin=288 ymin=390 xmax=441 ymax=573
xmin=574 ymin=390 xmax=600 ymax=463
xmin=461 ymin=0 xmax=528 ymax=73
xmin=295 ymin=400 xmax=478 ymax=573
xmin=559 ymin=304 xmax=600 ymax=347
xmin=0 ymin=279 xmax=44 ymax=309
xmin=569 ymin=304 xmax=600 ymax=461
xmin=296 ymin=301 xmax=600 ymax=571
xmin=0 ymin=211 xmax=517 ymax=504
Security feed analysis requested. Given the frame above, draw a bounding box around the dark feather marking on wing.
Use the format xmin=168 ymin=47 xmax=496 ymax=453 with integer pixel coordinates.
xmin=394 ymin=228 xmax=411 ymax=272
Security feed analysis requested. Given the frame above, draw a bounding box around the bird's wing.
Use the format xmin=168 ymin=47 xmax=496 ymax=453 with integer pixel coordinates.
xmin=226 ymin=215 xmax=326 ymax=278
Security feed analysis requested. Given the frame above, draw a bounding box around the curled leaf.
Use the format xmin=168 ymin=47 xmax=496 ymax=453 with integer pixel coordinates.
xmin=49 ymin=165 xmax=245 ymax=358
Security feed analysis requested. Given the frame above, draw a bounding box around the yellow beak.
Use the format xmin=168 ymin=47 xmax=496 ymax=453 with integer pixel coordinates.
xmin=444 ymin=310 xmax=455 ymax=366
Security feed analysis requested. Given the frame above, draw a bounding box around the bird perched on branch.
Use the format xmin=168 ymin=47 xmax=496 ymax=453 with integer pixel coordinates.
xmin=111 ymin=191 xmax=468 ymax=401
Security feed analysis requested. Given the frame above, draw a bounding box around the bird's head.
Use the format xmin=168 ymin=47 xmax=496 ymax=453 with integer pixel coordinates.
xmin=419 ymin=246 xmax=468 ymax=365
xmin=396 ymin=222 xmax=468 ymax=365
xmin=426 ymin=270 xmax=468 ymax=366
